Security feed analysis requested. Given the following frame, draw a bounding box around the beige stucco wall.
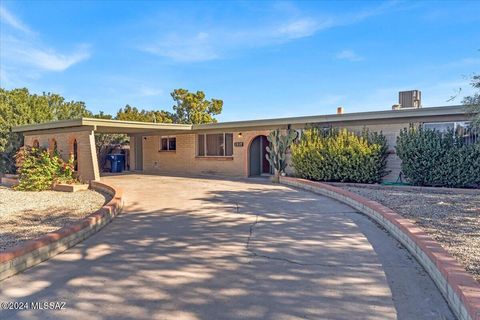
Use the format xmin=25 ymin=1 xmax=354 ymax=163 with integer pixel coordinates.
xmin=24 ymin=129 xmax=100 ymax=182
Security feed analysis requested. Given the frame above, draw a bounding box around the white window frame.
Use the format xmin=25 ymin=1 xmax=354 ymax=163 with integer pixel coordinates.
xmin=197 ymin=133 xmax=233 ymax=157
xmin=160 ymin=136 xmax=176 ymax=151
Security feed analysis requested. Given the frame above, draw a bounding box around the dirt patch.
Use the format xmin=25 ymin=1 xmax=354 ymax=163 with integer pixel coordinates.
xmin=0 ymin=186 xmax=111 ymax=251
xmin=339 ymin=185 xmax=480 ymax=282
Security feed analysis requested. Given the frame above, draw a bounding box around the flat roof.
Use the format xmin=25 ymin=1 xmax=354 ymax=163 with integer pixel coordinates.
xmin=12 ymin=105 xmax=470 ymax=134
xmin=13 ymin=118 xmax=192 ymax=134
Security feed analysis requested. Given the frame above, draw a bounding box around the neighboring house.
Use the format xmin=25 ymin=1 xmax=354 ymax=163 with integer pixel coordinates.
xmin=13 ymin=102 xmax=476 ymax=183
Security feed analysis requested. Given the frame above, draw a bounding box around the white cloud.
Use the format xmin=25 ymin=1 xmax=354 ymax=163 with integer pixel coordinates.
xmin=0 ymin=6 xmax=32 ymax=34
xmin=4 ymin=38 xmax=91 ymax=71
xmin=143 ymin=32 xmax=218 ymax=62
xmin=29 ymin=49 xmax=89 ymax=71
xmin=139 ymin=2 xmax=397 ymax=62
xmin=276 ymin=18 xmax=323 ymax=39
xmin=140 ymin=18 xmax=324 ymax=62
xmin=0 ymin=5 xmax=91 ymax=86
xmin=335 ymin=49 xmax=364 ymax=62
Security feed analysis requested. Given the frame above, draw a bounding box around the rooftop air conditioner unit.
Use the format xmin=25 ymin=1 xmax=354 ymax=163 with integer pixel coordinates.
xmin=398 ymin=90 xmax=421 ymax=109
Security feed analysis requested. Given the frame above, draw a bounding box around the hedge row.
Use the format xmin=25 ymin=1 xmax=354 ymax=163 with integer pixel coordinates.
xmin=290 ymin=128 xmax=389 ymax=183
xmin=396 ymin=126 xmax=480 ymax=188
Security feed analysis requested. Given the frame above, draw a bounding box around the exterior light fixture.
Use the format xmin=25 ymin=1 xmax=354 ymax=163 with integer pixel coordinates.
xmin=238 ymin=132 xmax=243 ymax=138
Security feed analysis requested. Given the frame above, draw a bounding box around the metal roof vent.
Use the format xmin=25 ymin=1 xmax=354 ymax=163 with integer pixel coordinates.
xmin=397 ymin=90 xmax=422 ymax=109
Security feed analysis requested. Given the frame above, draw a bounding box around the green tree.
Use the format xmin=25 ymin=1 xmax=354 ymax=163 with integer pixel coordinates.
xmin=116 ymin=104 xmax=173 ymax=123
xmin=171 ymin=89 xmax=223 ymax=124
xmin=0 ymin=88 xmax=91 ymax=173
xmin=463 ymin=74 xmax=480 ymax=128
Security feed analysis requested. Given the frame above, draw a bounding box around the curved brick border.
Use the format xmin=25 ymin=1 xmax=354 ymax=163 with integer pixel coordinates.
xmin=0 ymin=181 xmax=123 ymax=281
xmin=280 ymin=176 xmax=480 ymax=320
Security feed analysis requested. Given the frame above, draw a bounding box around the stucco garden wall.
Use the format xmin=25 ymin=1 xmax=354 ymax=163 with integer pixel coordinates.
xmin=24 ymin=129 xmax=100 ymax=182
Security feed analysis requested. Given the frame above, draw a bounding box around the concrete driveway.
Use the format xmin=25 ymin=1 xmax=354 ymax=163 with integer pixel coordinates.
xmin=0 ymin=174 xmax=454 ymax=320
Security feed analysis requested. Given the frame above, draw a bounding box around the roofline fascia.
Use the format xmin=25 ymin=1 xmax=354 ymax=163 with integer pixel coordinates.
xmin=12 ymin=117 xmax=193 ymax=133
xmin=12 ymin=105 xmax=473 ymax=133
xmin=192 ymin=105 xmax=470 ymax=130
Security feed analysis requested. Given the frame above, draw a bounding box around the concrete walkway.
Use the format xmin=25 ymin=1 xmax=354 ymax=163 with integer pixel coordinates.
xmin=0 ymin=174 xmax=454 ymax=320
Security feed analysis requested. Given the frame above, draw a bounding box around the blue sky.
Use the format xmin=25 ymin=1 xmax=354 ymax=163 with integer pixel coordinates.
xmin=1 ymin=1 xmax=479 ymax=121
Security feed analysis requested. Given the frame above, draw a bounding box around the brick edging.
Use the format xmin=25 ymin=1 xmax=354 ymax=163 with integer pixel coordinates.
xmin=280 ymin=176 xmax=480 ymax=320
xmin=326 ymin=181 xmax=480 ymax=195
xmin=0 ymin=181 xmax=124 ymax=281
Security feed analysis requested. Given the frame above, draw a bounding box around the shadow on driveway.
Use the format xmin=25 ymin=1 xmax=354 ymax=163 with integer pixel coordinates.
xmin=0 ymin=175 xmax=454 ymax=320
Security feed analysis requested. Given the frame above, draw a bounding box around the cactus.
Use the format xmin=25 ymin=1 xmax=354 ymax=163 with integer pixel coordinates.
xmin=265 ymin=129 xmax=297 ymax=182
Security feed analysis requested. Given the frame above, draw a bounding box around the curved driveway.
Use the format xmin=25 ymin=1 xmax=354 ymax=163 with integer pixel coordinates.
xmin=0 ymin=174 xmax=454 ymax=320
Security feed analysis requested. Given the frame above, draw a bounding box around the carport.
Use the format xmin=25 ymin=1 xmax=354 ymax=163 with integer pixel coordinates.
xmin=13 ymin=118 xmax=192 ymax=182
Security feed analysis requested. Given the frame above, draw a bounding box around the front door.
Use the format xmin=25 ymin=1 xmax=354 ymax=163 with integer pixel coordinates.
xmin=249 ymin=135 xmax=271 ymax=176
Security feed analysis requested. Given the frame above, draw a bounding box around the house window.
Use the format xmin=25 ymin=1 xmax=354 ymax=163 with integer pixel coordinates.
xmin=197 ymin=133 xmax=233 ymax=157
xmin=423 ymin=122 xmax=455 ymax=133
xmin=160 ymin=136 xmax=176 ymax=151
xmin=423 ymin=121 xmax=478 ymax=144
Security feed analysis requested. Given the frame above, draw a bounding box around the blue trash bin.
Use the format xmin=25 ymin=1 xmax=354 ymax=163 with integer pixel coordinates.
xmin=108 ymin=154 xmax=125 ymax=173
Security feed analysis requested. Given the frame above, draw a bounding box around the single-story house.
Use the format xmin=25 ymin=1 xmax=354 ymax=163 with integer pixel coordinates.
xmin=12 ymin=103 xmax=476 ymax=183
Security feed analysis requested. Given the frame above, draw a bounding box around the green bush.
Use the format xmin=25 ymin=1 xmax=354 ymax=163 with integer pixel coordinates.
xmin=291 ymin=128 xmax=389 ymax=183
xmin=15 ymin=146 xmax=76 ymax=191
xmin=396 ymin=126 xmax=480 ymax=188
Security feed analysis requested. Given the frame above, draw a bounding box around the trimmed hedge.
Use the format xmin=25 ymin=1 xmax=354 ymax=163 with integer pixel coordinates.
xmin=396 ymin=126 xmax=480 ymax=188
xmin=291 ymin=128 xmax=389 ymax=183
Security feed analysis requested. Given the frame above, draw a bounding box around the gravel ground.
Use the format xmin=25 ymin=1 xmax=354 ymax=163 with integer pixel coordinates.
xmin=0 ymin=186 xmax=111 ymax=251
xmin=340 ymin=185 xmax=480 ymax=282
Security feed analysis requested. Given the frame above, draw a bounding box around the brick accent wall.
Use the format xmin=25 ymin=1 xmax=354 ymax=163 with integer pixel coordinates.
xmin=142 ymin=130 xmax=271 ymax=177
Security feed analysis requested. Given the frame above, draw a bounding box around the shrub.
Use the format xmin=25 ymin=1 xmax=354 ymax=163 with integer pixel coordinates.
xmin=396 ymin=126 xmax=480 ymax=188
xmin=291 ymin=128 xmax=389 ymax=183
xmin=15 ymin=146 xmax=76 ymax=191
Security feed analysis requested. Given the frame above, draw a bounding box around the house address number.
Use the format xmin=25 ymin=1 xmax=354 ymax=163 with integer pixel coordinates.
xmin=234 ymin=142 xmax=244 ymax=147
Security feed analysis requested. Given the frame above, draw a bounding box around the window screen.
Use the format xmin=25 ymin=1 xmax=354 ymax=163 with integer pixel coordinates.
xmin=198 ymin=134 xmax=205 ymax=156
xmin=206 ymin=134 xmax=224 ymax=156
xmin=197 ymin=133 xmax=234 ymax=156
xmin=225 ymin=133 xmax=233 ymax=156
xmin=161 ymin=138 xmax=168 ymax=150
xmin=168 ymin=137 xmax=176 ymax=151
xmin=160 ymin=136 xmax=176 ymax=151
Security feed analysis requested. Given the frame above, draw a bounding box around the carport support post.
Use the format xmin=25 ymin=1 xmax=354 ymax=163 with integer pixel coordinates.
xmin=77 ymin=130 xmax=100 ymax=182
xmin=69 ymin=130 xmax=100 ymax=182
xmin=129 ymin=135 xmax=136 ymax=171
xmin=129 ymin=134 xmax=143 ymax=171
